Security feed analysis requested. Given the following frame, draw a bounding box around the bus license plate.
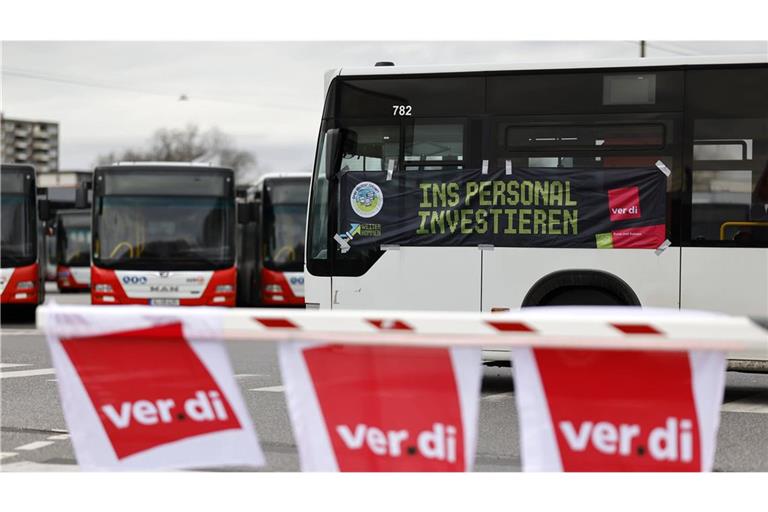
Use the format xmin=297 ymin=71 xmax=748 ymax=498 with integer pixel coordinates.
xmin=150 ymin=298 xmax=180 ymax=306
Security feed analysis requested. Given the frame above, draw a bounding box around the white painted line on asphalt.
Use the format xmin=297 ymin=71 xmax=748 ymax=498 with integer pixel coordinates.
xmin=235 ymin=373 xmax=267 ymax=378
xmin=0 ymin=368 xmax=56 ymax=379
xmin=721 ymin=392 xmax=768 ymax=414
xmin=47 ymin=434 xmax=70 ymax=441
xmin=0 ymin=452 xmax=18 ymax=461
xmin=482 ymin=391 xmax=515 ymax=402
xmin=14 ymin=441 xmax=54 ymax=451
xmin=0 ymin=363 xmax=31 ymax=369
xmin=249 ymin=385 xmax=285 ymax=393
xmin=0 ymin=329 xmax=42 ymax=336
xmin=47 ymin=379 xmax=58 ymax=382
xmin=0 ymin=461 xmax=79 ymax=472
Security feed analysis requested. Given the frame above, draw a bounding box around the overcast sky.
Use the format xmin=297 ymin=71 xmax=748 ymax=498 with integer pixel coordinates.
xmin=2 ymin=41 xmax=766 ymax=181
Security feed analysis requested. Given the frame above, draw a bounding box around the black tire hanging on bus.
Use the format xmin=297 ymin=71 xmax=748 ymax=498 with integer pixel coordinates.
xmin=521 ymin=270 xmax=641 ymax=307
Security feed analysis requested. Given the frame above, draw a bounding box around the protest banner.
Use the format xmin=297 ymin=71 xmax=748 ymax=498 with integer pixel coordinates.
xmin=279 ymin=342 xmax=481 ymax=471
xmin=512 ymin=347 xmax=725 ymax=471
xmin=338 ymin=166 xmax=667 ymax=251
xmin=44 ymin=308 xmax=265 ymax=470
xmin=38 ymin=305 xmax=767 ymax=472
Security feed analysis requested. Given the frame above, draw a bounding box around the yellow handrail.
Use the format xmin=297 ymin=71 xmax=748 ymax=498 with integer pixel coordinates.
xmin=719 ymin=221 xmax=768 ymax=240
xmin=109 ymin=241 xmax=134 ymax=259
xmin=273 ymin=246 xmax=296 ymax=263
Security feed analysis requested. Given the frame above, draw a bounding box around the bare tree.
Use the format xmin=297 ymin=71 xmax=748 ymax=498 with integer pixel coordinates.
xmin=96 ymin=124 xmax=257 ymax=181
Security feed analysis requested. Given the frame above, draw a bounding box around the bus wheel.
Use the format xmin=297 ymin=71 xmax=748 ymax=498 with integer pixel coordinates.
xmin=522 ymin=270 xmax=640 ymax=307
xmin=538 ymin=286 xmax=625 ymax=306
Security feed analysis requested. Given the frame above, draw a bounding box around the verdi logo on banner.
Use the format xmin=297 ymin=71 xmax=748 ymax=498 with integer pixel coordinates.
xmin=608 ymin=186 xmax=642 ymax=221
xmin=512 ymin=348 xmax=726 ymax=472
xmin=558 ymin=417 xmax=695 ymax=464
xmin=339 ymin=166 xmax=666 ymax=250
xmin=60 ymin=323 xmax=242 ymax=459
xmin=45 ymin=312 xmax=265 ymax=470
xmin=280 ymin=343 xmax=481 ymax=472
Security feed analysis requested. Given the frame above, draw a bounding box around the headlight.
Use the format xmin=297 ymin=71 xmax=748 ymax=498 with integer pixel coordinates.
xmin=215 ymin=285 xmax=234 ymax=293
xmin=16 ymin=281 xmax=34 ymax=289
xmin=94 ymin=284 xmax=113 ymax=293
xmin=264 ymin=284 xmax=282 ymax=293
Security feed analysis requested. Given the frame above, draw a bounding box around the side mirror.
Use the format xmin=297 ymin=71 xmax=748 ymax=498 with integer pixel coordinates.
xmin=324 ymin=128 xmax=356 ymax=181
xmin=325 ymin=129 xmax=342 ymax=181
xmin=37 ymin=199 xmax=51 ymax=222
xmin=75 ymin=181 xmax=90 ymax=209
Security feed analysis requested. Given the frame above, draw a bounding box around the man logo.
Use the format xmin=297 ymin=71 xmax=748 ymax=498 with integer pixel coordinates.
xmin=150 ymin=285 xmax=180 ymax=293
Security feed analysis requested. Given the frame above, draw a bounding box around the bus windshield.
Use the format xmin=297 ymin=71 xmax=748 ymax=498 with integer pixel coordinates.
xmin=57 ymin=213 xmax=91 ymax=267
xmin=263 ymin=179 xmax=309 ymax=272
xmin=93 ymin=171 xmax=234 ymax=270
xmin=1 ymin=172 xmax=35 ymax=268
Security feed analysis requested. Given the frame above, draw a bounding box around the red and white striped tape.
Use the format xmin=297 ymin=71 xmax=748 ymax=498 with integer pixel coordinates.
xmin=37 ymin=305 xmax=768 ymax=355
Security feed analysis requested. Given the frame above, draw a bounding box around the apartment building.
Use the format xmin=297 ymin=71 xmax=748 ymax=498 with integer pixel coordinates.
xmin=1 ymin=115 xmax=60 ymax=172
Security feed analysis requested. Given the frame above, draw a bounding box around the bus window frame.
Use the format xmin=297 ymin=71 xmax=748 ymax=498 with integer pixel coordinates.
xmin=91 ymin=166 xmax=237 ymax=271
xmin=0 ymin=167 xmax=38 ymax=268
xmin=681 ymin=65 xmax=768 ymax=249
xmin=401 ymin=117 xmax=470 ymax=171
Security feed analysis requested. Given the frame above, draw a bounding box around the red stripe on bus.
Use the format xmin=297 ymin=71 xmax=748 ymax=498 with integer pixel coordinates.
xmin=367 ymin=319 xmax=413 ymax=331
xmin=487 ymin=321 xmax=536 ymax=333
xmin=255 ymin=318 xmax=300 ymax=329
xmin=611 ymin=323 xmax=663 ymax=335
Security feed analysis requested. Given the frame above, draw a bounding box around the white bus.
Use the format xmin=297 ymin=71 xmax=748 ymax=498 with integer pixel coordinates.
xmin=304 ymin=55 xmax=768 ymax=370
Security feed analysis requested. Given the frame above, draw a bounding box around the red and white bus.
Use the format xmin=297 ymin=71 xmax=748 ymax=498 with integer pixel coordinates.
xmin=55 ymin=209 xmax=91 ymax=292
xmin=304 ymin=55 xmax=768 ymax=370
xmin=38 ymin=171 xmax=94 ymax=282
xmin=237 ymin=173 xmax=310 ymax=306
xmin=1 ymin=164 xmax=49 ymax=311
xmin=90 ymin=162 xmax=238 ymax=306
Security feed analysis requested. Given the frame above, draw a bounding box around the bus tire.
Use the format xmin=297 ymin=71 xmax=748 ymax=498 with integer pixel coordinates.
xmin=522 ymin=270 xmax=640 ymax=307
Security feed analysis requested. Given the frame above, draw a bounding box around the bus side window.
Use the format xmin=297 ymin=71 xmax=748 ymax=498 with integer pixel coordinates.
xmin=687 ymin=67 xmax=768 ymax=245
xmin=339 ymin=124 xmax=399 ymax=172
xmin=404 ymin=122 xmax=464 ymax=171
xmin=690 ymin=118 xmax=768 ymax=243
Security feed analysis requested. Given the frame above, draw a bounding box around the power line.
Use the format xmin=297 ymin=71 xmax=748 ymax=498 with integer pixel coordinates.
xmin=1 ymin=67 xmax=316 ymax=112
xmin=645 ymin=42 xmax=698 ymax=56
xmin=2 ymin=67 xmax=186 ymax=98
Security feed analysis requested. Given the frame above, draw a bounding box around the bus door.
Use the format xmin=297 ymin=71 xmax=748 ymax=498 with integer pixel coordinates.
xmin=482 ymin=112 xmax=683 ymax=311
xmin=329 ymin=118 xmax=482 ymax=311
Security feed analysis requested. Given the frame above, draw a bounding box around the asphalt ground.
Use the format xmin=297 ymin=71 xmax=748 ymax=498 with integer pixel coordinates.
xmin=1 ymin=285 xmax=766 ymax=472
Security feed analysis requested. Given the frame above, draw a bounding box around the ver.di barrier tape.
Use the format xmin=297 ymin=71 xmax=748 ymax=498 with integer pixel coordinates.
xmin=39 ymin=305 xmax=768 ymax=472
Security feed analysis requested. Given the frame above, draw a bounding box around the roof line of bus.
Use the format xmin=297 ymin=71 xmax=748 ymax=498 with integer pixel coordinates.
xmin=334 ymin=54 xmax=767 ymax=79
xmin=246 ymin=172 xmax=312 ymax=187
xmin=108 ymin=161 xmax=218 ymax=167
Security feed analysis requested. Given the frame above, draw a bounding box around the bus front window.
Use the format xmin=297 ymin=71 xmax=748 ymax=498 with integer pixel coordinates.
xmin=264 ymin=179 xmax=310 ymax=272
xmin=94 ymin=195 xmax=233 ymax=270
xmin=308 ymin=133 xmax=329 ymax=261
xmin=60 ymin=225 xmax=91 ymax=267
xmin=265 ymin=204 xmax=306 ymax=271
xmin=1 ymin=172 xmax=35 ymax=268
